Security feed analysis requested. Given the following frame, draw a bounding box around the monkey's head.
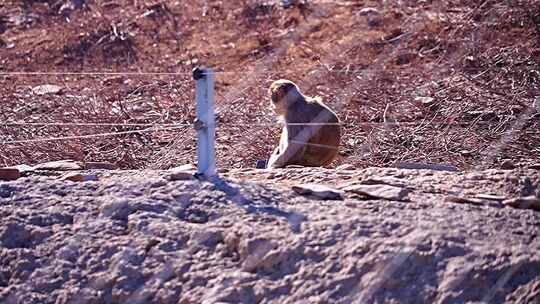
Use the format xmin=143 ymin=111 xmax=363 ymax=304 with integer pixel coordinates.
xmin=269 ymin=79 xmax=303 ymax=116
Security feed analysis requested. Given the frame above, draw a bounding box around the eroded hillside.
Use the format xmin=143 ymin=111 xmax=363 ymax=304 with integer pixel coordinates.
xmin=1 ymin=0 xmax=539 ymax=170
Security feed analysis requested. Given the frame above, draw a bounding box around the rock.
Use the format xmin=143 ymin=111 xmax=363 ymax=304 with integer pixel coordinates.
xmin=168 ymin=171 xmax=195 ymax=181
xmin=460 ymin=150 xmax=473 ymax=156
xmin=100 ymin=200 xmax=131 ymax=221
xmin=358 ymin=8 xmax=382 ymax=27
xmin=336 ymin=164 xmax=355 ymax=171
xmin=445 ymin=195 xmax=487 ymax=206
xmin=342 ymin=184 xmax=410 ymax=201
xmin=358 ymin=177 xmax=409 ymax=188
xmin=101 ymin=76 xmax=125 ymax=86
xmin=500 ymin=159 xmax=515 ymax=170
xmin=0 ymin=222 xmax=31 ymax=248
xmin=0 ymin=168 xmax=20 ymax=181
xmin=358 ymin=7 xmax=380 ymax=15
xmin=59 ymin=2 xmax=75 ymax=16
xmin=84 ymin=162 xmax=117 ymax=170
xmin=474 ymin=194 xmax=506 ymax=201
xmin=445 ymin=195 xmax=504 ymax=208
xmin=60 ymin=173 xmax=98 ymax=182
xmin=503 ymin=196 xmax=540 ymax=211
xmin=169 ymin=164 xmax=196 ymax=172
xmin=34 ymin=160 xmax=83 ymax=171
xmin=395 ymin=162 xmax=459 ymax=172
xmin=284 ymin=165 xmax=305 ymax=169
xmin=527 ymin=163 xmax=540 ymax=170
xmin=167 ymin=165 xmax=196 ymax=181
xmin=465 ymin=110 xmax=497 ymax=120
xmin=32 ymin=84 xmax=63 ymax=95
xmin=292 ymin=184 xmax=344 ymax=200
xmin=190 ymin=230 xmax=223 ymax=248
xmin=239 ymin=238 xmax=278 ymax=272
xmin=10 ymin=164 xmax=34 ymax=173
xmin=6 ymin=164 xmax=34 ymax=174
xmin=415 ymin=96 xmax=435 ymax=106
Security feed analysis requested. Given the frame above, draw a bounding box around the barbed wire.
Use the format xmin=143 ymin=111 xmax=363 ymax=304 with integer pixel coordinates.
xmin=0 ymin=70 xmax=357 ymax=76
xmin=221 ymin=120 xmax=532 ymax=127
xmin=0 ymin=66 xmax=507 ymax=77
xmin=2 ymin=119 xmax=531 ymax=130
xmin=0 ymin=125 xmax=189 ymax=145
xmin=1 ymin=122 xmax=192 ymax=127
xmin=2 ymin=119 xmax=536 ymax=147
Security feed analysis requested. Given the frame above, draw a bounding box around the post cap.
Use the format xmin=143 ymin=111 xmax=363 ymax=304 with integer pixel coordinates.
xmin=192 ymin=67 xmax=205 ymax=80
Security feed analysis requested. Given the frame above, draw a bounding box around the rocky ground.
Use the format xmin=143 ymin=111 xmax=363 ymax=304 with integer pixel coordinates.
xmin=1 ymin=164 xmax=539 ymax=303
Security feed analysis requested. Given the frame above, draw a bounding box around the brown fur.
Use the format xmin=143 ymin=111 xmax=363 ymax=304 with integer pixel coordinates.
xmin=268 ymin=79 xmax=341 ymax=168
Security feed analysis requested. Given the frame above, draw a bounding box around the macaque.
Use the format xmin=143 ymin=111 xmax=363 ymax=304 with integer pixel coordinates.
xmin=267 ymin=79 xmax=341 ymax=168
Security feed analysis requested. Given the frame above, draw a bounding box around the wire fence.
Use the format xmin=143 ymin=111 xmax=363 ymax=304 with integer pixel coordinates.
xmin=3 ymin=119 xmax=532 ymax=150
xmin=1 ymin=80 xmax=538 ymax=171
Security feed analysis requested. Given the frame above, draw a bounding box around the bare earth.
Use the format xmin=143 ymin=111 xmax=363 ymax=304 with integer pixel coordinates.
xmin=1 ymin=0 xmax=539 ymax=169
xmin=1 ymin=167 xmax=539 ymax=303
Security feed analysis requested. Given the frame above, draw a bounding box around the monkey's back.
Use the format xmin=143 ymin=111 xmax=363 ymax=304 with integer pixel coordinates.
xmin=286 ymin=100 xmax=341 ymax=167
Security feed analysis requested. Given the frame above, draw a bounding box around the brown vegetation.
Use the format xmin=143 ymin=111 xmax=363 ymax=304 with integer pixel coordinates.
xmin=1 ymin=0 xmax=539 ymax=170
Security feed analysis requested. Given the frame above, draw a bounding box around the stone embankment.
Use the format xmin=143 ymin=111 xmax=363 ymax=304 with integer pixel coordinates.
xmin=1 ymin=161 xmax=539 ymax=303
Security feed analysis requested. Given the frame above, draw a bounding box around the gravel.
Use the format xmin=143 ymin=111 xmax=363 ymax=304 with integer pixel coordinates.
xmin=0 ymin=168 xmax=539 ymax=303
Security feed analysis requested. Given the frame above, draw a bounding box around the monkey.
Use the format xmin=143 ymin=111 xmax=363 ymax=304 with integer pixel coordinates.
xmin=267 ymin=79 xmax=341 ymax=169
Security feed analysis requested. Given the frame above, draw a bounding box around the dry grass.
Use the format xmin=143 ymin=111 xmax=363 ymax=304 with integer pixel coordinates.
xmin=0 ymin=0 xmax=539 ymax=169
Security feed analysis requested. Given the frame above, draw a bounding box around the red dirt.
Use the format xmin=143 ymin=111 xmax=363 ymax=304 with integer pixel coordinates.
xmin=1 ymin=0 xmax=539 ymax=170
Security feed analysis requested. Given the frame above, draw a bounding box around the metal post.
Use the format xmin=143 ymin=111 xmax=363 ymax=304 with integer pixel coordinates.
xmin=193 ymin=67 xmax=216 ymax=177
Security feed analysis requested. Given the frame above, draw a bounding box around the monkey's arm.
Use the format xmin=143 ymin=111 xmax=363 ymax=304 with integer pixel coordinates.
xmin=268 ymin=125 xmax=308 ymax=168
xmin=268 ymin=127 xmax=287 ymax=168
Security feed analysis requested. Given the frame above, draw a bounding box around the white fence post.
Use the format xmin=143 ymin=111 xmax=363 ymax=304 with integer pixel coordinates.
xmin=193 ymin=67 xmax=216 ymax=177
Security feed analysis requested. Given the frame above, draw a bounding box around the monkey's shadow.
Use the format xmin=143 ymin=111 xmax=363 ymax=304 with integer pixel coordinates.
xmin=206 ymin=175 xmax=306 ymax=233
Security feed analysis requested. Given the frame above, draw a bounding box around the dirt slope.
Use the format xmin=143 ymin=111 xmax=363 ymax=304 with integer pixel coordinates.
xmin=1 ymin=0 xmax=539 ymax=170
xmin=1 ymin=167 xmax=539 ymax=303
